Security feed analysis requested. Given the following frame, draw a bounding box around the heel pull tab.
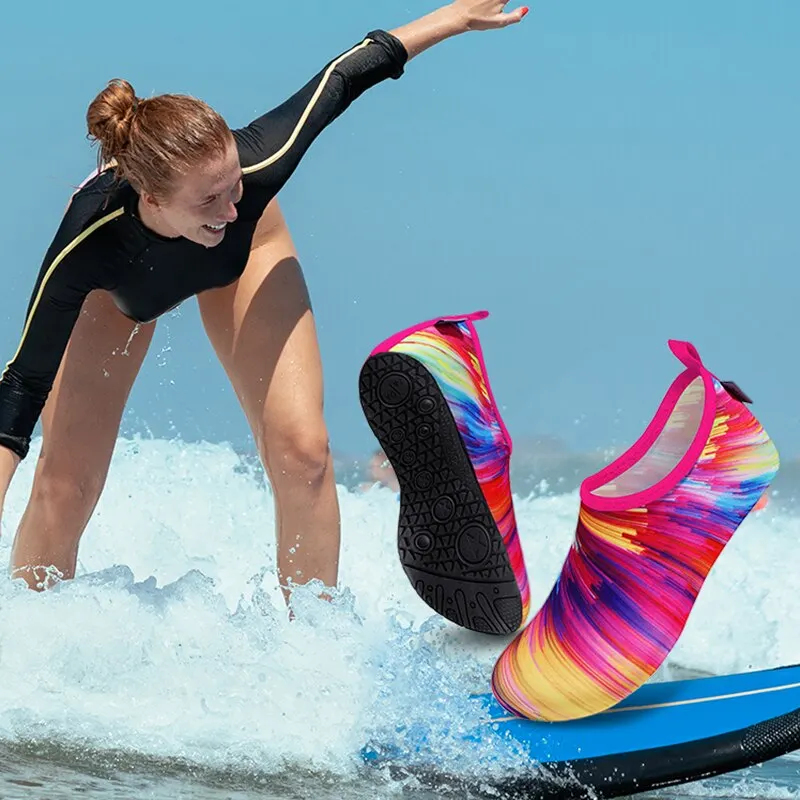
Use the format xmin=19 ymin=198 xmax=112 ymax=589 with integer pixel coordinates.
xmin=668 ymin=341 xmax=753 ymax=403
xmin=721 ymin=380 xmax=753 ymax=404
xmin=434 ymin=310 xmax=490 ymax=327
xmin=668 ymin=340 xmax=705 ymax=371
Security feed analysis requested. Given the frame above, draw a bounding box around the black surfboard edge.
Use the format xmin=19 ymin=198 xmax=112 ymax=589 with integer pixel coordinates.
xmin=377 ymin=705 xmax=800 ymax=800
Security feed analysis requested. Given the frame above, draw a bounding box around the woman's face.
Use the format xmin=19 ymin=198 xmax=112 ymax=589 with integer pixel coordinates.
xmin=141 ymin=138 xmax=244 ymax=247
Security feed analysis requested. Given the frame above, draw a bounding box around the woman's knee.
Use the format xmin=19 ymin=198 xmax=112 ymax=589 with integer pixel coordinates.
xmin=29 ymin=461 xmax=107 ymax=520
xmin=261 ymin=420 xmax=332 ymax=488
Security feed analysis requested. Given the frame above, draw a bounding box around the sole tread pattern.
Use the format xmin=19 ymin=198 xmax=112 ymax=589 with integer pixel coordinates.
xmin=359 ymin=352 xmax=522 ymax=634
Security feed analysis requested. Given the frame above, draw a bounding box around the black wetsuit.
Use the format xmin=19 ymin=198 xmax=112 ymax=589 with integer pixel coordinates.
xmin=0 ymin=30 xmax=407 ymax=460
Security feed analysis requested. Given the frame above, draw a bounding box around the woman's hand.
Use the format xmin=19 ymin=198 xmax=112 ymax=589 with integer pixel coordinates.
xmin=451 ymin=0 xmax=529 ymax=31
xmin=390 ymin=1 xmax=528 ymax=60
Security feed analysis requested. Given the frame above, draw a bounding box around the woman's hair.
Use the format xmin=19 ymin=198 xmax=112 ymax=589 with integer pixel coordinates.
xmin=86 ymin=78 xmax=233 ymax=200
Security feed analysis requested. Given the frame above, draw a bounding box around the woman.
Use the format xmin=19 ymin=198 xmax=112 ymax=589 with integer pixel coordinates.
xmin=0 ymin=0 xmax=528 ymax=594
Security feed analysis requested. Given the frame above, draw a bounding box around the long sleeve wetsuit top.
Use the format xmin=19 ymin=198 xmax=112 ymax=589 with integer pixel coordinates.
xmin=0 ymin=30 xmax=407 ymax=459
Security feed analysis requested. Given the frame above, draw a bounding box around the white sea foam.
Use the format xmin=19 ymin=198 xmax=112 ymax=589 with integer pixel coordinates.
xmin=0 ymin=435 xmax=796 ymax=791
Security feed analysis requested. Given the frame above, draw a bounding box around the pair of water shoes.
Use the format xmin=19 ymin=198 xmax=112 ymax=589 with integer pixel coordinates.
xmin=358 ymin=311 xmax=780 ymax=723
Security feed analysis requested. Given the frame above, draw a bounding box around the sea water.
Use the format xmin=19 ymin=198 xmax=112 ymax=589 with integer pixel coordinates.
xmin=0 ymin=436 xmax=798 ymax=800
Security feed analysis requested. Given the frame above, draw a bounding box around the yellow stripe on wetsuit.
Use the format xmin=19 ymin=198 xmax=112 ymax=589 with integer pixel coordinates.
xmin=2 ymin=206 xmax=125 ymax=376
xmin=242 ymin=38 xmax=373 ymax=176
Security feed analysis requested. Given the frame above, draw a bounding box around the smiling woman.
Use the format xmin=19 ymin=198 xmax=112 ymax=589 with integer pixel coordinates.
xmin=0 ymin=0 xmax=528 ymax=598
xmin=86 ymin=80 xmax=246 ymax=245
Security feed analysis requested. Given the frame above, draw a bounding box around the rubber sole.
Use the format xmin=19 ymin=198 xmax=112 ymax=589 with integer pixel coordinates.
xmin=358 ymin=351 xmax=523 ymax=634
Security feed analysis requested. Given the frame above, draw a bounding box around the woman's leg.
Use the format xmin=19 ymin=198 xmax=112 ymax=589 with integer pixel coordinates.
xmin=197 ymin=199 xmax=340 ymax=598
xmin=10 ymin=291 xmax=155 ymax=589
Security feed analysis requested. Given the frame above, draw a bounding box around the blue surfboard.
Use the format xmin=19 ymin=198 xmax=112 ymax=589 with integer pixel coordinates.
xmin=363 ymin=662 xmax=800 ymax=798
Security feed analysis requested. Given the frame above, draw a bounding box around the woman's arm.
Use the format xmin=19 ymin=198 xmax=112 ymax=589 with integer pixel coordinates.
xmin=233 ymin=29 xmax=408 ymax=205
xmin=390 ymin=0 xmax=528 ymax=60
xmin=234 ymin=0 xmax=528 ymax=207
xmin=0 ymin=199 xmax=111 ymax=462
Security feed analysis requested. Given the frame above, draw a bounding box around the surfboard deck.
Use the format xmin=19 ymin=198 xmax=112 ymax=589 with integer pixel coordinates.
xmin=362 ymin=662 xmax=800 ymax=799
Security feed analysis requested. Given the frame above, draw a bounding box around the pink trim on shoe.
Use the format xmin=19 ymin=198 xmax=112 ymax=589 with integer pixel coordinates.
xmin=581 ymin=340 xmax=717 ymax=512
xmin=370 ymin=310 xmax=513 ymax=450
xmin=462 ymin=317 xmax=514 ymax=451
xmin=369 ymin=310 xmax=489 ymax=357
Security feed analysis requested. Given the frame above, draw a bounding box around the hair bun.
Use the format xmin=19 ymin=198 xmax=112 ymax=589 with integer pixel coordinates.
xmin=86 ymin=78 xmax=139 ymax=164
xmin=82 ymin=79 xmax=232 ymax=198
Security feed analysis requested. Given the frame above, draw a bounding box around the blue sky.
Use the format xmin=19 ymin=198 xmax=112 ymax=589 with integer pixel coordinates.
xmin=0 ymin=1 xmax=798 ymax=461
